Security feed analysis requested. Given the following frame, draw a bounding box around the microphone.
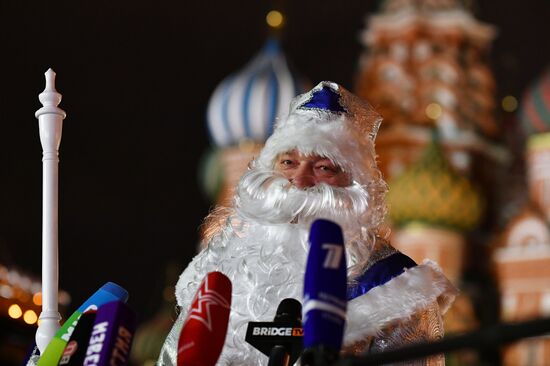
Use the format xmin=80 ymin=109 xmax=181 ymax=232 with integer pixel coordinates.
xmin=38 ymin=282 xmax=128 ymax=366
xmin=82 ymin=300 xmax=137 ymax=366
xmin=246 ymin=298 xmax=304 ymax=366
xmin=58 ymin=310 xmax=97 ymax=365
xmin=177 ymin=271 xmax=232 ymax=366
xmin=301 ymin=219 xmax=347 ymax=366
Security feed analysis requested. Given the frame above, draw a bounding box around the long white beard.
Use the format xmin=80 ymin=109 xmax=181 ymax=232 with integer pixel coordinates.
xmin=235 ymin=167 xmax=378 ymax=274
xmin=176 ymin=221 xmax=310 ymax=365
xmin=175 ymin=168 xmax=378 ymax=365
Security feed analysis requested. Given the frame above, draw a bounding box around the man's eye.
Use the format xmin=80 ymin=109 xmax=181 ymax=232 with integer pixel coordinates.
xmin=280 ymin=159 xmax=294 ymax=166
xmin=317 ymin=165 xmax=338 ymax=173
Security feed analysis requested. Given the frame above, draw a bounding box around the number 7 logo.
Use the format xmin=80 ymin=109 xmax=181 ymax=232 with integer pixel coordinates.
xmin=322 ymin=243 xmax=343 ymax=269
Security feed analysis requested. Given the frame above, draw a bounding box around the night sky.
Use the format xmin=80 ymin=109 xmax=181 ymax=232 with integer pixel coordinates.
xmin=1 ymin=0 xmax=549 ymax=325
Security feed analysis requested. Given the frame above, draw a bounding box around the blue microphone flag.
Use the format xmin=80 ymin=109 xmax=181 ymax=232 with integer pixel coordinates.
xmin=303 ymin=219 xmax=347 ymax=350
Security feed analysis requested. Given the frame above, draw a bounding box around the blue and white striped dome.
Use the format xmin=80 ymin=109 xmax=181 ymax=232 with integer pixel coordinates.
xmin=207 ymin=39 xmax=307 ymax=147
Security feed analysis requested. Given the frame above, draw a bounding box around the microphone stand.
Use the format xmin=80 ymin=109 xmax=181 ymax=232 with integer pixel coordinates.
xmin=268 ymin=345 xmax=290 ymax=366
xmin=301 ymin=345 xmax=339 ymax=366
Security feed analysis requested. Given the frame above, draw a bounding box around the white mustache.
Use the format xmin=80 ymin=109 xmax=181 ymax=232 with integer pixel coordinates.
xmin=235 ymin=168 xmax=370 ymax=225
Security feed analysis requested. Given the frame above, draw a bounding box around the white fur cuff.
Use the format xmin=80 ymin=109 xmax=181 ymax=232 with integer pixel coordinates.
xmin=344 ymin=260 xmax=458 ymax=346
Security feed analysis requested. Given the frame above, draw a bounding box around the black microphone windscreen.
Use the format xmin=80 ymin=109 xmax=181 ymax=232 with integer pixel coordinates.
xmin=274 ymin=298 xmax=302 ymax=323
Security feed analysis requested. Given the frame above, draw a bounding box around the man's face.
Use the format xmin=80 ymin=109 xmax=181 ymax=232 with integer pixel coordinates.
xmin=274 ymin=150 xmax=351 ymax=189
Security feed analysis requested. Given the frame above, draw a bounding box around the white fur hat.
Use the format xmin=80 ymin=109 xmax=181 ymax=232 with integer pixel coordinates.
xmin=255 ymin=81 xmax=383 ymax=186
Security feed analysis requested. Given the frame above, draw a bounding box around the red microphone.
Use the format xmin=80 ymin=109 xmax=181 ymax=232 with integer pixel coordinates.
xmin=177 ymin=271 xmax=232 ymax=366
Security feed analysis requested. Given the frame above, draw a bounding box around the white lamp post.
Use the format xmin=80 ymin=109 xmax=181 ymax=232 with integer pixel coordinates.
xmin=35 ymin=69 xmax=66 ymax=353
